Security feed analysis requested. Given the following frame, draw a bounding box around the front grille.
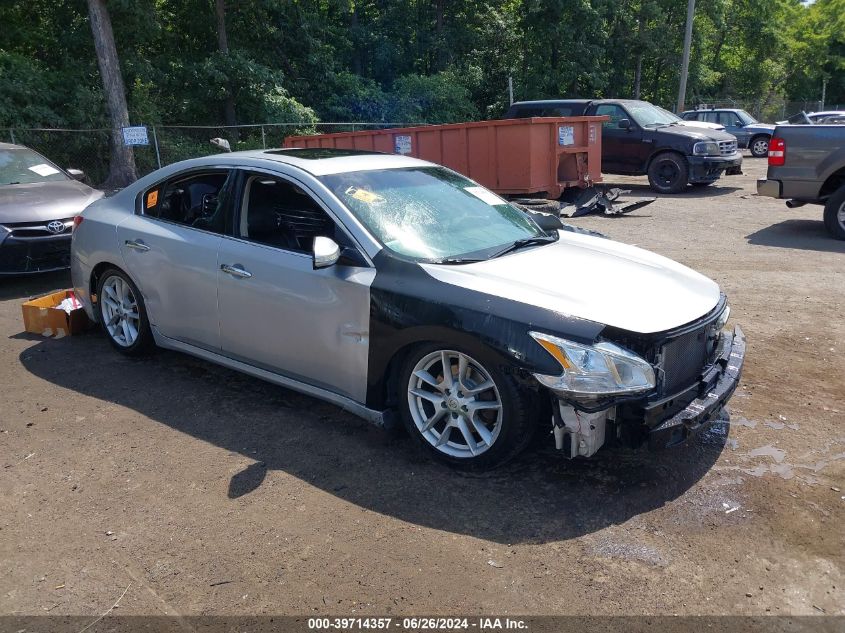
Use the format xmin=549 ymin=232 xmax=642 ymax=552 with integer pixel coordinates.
xmin=0 ymin=217 xmax=74 ymax=239
xmin=660 ymin=327 xmax=709 ymax=394
xmin=718 ymin=140 xmax=737 ymax=156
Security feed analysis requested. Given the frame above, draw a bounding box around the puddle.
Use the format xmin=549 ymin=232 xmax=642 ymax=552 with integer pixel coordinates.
xmin=749 ymin=445 xmax=786 ymax=463
xmin=733 ymin=416 xmax=757 ymax=428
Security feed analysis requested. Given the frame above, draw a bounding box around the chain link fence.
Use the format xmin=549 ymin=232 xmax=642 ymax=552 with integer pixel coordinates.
xmin=1 ymin=122 xmax=414 ymax=189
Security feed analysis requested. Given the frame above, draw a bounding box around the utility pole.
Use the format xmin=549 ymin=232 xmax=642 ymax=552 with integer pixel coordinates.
xmin=821 ymin=78 xmax=828 ymax=110
xmin=508 ymin=76 xmax=514 ymax=105
xmin=676 ymin=0 xmax=696 ymax=113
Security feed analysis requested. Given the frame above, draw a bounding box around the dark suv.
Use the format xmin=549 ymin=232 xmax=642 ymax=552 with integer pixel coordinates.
xmin=681 ymin=108 xmax=774 ymax=158
xmin=505 ymin=99 xmax=742 ymax=194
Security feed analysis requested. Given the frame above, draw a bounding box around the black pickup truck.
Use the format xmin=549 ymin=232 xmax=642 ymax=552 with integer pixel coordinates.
xmin=757 ymin=124 xmax=845 ymax=239
xmin=504 ymin=99 xmax=743 ymax=194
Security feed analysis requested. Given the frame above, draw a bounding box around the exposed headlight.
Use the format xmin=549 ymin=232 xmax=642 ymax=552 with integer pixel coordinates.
xmin=529 ymin=332 xmax=656 ymax=399
xmin=693 ymin=141 xmax=721 ymax=156
xmin=715 ymin=304 xmax=731 ymax=331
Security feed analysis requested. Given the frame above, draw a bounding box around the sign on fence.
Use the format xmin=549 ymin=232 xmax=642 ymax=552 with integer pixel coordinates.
xmin=122 ymin=126 xmax=149 ymax=146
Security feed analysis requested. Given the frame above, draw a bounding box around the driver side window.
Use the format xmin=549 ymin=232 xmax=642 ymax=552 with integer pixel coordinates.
xmin=238 ymin=174 xmax=340 ymax=254
xmin=142 ymin=170 xmax=233 ymax=235
xmin=594 ymin=105 xmax=627 ymax=128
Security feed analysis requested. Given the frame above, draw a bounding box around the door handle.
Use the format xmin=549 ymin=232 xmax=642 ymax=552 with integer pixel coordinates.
xmin=220 ymin=263 xmax=252 ymax=279
xmin=124 ymin=239 xmax=150 ymax=252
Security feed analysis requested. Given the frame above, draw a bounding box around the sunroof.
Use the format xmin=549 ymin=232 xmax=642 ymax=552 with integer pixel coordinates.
xmin=265 ymin=148 xmax=384 ymax=159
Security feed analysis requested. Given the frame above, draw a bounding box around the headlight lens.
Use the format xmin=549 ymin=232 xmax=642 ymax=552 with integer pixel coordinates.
xmin=693 ymin=141 xmax=720 ymax=156
xmin=715 ymin=304 xmax=730 ymax=331
xmin=529 ymin=331 xmax=656 ymax=398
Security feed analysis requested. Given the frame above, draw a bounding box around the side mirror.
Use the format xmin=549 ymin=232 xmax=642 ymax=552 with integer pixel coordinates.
xmin=734 ymin=121 xmax=744 ymax=127
xmin=67 ymin=168 xmax=86 ymax=181
xmin=313 ymin=236 xmax=340 ymax=269
xmin=618 ymin=118 xmax=631 ymax=130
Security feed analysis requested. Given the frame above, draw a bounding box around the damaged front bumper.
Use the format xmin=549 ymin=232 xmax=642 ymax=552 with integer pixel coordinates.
xmin=545 ymin=326 xmax=746 ymax=457
xmin=687 ymin=153 xmax=743 ymax=182
xmin=648 ymin=325 xmax=746 ymax=449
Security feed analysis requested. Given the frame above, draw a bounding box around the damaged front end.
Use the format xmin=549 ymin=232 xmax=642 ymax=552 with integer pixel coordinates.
xmin=531 ymin=302 xmax=746 ymax=458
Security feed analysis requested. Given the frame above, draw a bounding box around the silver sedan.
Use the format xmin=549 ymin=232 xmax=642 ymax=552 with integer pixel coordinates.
xmin=71 ymin=148 xmax=744 ymax=469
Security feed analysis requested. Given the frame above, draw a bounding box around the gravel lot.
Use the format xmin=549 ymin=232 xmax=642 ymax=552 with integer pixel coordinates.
xmin=1 ymin=157 xmax=843 ymax=618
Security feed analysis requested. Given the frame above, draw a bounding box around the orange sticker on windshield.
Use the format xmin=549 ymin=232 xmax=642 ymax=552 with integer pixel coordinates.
xmin=146 ymin=190 xmax=159 ymax=208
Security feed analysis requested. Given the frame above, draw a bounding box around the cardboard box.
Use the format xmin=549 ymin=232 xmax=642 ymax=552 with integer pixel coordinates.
xmin=21 ymin=290 xmax=91 ymax=338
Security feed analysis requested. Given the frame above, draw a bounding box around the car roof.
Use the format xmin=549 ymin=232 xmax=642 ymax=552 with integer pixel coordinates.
xmin=0 ymin=142 xmax=27 ymax=150
xmin=511 ymin=99 xmax=592 ymax=106
xmin=184 ymin=147 xmax=435 ymax=176
xmin=511 ymin=99 xmax=649 ymax=107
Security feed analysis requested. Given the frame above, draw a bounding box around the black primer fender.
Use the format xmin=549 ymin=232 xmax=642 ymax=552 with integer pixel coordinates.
xmin=365 ymin=252 xmax=605 ymax=409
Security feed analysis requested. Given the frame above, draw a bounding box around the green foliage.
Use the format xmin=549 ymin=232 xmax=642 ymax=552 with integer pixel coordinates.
xmin=0 ymin=0 xmax=841 ymax=135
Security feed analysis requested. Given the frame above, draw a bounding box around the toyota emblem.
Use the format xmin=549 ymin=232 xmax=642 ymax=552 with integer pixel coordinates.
xmin=46 ymin=220 xmax=66 ymax=234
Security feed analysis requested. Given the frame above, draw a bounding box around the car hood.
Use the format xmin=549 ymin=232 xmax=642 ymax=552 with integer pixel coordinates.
xmin=0 ymin=180 xmax=103 ymax=224
xmin=656 ymin=125 xmax=736 ymax=143
xmin=420 ymin=231 xmax=721 ymax=335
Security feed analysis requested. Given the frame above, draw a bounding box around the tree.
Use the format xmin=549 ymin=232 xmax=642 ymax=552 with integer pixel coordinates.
xmin=87 ymin=0 xmax=136 ymax=188
xmin=215 ymin=0 xmax=237 ymax=129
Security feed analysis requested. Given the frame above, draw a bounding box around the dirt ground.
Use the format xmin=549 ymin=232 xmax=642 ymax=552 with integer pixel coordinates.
xmin=1 ymin=156 xmax=843 ymax=619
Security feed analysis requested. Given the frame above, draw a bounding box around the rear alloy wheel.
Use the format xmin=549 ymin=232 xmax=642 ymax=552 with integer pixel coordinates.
xmin=750 ymin=136 xmax=770 ymax=158
xmin=647 ymin=152 xmax=689 ymax=194
xmin=97 ymin=269 xmax=154 ymax=355
xmin=400 ymin=345 xmax=533 ymax=469
xmin=823 ymin=185 xmax=845 ymax=240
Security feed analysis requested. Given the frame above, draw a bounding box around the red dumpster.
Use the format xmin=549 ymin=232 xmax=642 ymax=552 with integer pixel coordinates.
xmin=283 ymin=117 xmax=607 ymax=199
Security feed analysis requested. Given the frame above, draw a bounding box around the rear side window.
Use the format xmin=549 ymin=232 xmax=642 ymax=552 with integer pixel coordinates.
xmin=142 ymin=170 xmax=234 ymax=235
xmin=510 ymin=105 xmax=577 ymax=118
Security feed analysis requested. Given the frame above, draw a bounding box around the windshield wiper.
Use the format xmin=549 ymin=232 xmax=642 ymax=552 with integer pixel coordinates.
xmin=432 ymin=256 xmax=486 ymax=265
xmin=488 ymin=234 xmax=558 ymax=260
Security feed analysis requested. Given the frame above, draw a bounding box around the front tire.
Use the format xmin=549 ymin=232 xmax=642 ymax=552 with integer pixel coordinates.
xmin=749 ymin=135 xmax=770 ymax=158
xmin=97 ymin=268 xmax=155 ymax=355
xmin=823 ymin=185 xmax=845 ymax=240
xmin=398 ymin=344 xmax=535 ymax=469
xmin=647 ymin=152 xmax=689 ymax=194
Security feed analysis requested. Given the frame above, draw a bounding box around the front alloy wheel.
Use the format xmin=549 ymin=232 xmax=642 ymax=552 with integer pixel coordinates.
xmin=400 ymin=345 xmax=535 ymax=469
xmin=408 ymin=350 xmax=503 ymax=458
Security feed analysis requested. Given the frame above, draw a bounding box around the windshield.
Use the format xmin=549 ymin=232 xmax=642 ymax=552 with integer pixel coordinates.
xmin=0 ymin=148 xmax=69 ymax=186
xmin=627 ymin=103 xmax=679 ymax=127
xmin=321 ymin=167 xmax=545 ymax=261
xmin=655 ymin=107 xmax=682 ymax=122
xmin=736 ymin=110 xmax=758 ymax=125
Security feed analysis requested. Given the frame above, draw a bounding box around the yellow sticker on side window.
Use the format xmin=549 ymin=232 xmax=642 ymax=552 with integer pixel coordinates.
xmin=146 ymin=190 xmax=159 ymax=208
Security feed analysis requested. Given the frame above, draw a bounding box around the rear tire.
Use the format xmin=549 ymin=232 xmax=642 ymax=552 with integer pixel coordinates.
xmin=749 ymin=135 xmax=770 ymax=158
xmin=96 ymin=268 xmax=155 ymax=356
xmin=398 ymin=343 xmax=536 ymax=470
xmin=823 ymin=186 xmax=845 ymax=240
xmin=647 ymin=152 xmax=689 ymax=194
